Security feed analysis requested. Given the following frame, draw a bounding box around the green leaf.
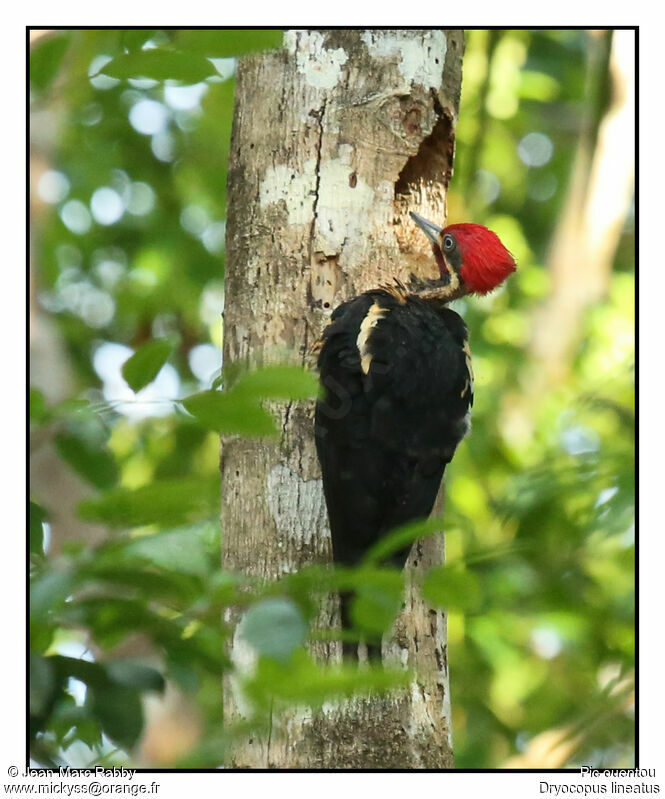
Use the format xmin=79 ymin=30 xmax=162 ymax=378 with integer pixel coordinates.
xmin=30 ymin=388 xmax=49 ymax=425
xmin=98 ymin=50 xmax=216 ymax=83
xmin=364 ymin=517 xmax=445 ymax=564
xmin=121 ymin=338 xmax=173 ymax=393
xmin=121 ymin=29 xmax=161 ymax=51
xmin=30 ymin=572 xmax=74 ymax=621
xmin=78 ymin=476 xmax=219 ymax=528
xmin=124 ymin=524 xmax=216 ymax=575
xmin=174 ymin=29 xmax=283 ymax=58
xmin=88 ymin=682 xmax=143 ymax=750
xmin=57 ymin=599 xmax=172 ymax=650
xmin=241 ymin=599 xmax=307 ymax=662
xmin=246 ymin=650 xmax=409 ymax=709
xmin=54 ymin=432 xmax=119 ymax=490
xmin=30 ymin=622 xmax=55 ymax=655
xmin=181 ymin=390 xmax=277 ymax=436
xmin=165 ymin=655 xmax=199 ymax=693
xmin=52 ymin=703 xmax=102 ymax=750
xmin=423 ymin=565 xmax=482 ymax=611
xmin=182 ymin=365 xmax=316 ymax=435
xmin=53 ymin=398 xmax=91 ymax=417
xmin=30 ymin=33 xmax=70 ymax=91
xmin=85 ymin=563 xmax=201 ymax=603
xmin=30 ymin=653 xmax=56 ymax=717
xmin=234 ymin=366 xmax=319 ymax=401
xmin=50 ymin=655 xmax=109 ymax=689
xmin=106 ymin=660 xmax=165 ymax=693
xmin=351 ymin=569 xmax=404 ymax=636
xmin=209 ymin=571 xmax=240 ymax=605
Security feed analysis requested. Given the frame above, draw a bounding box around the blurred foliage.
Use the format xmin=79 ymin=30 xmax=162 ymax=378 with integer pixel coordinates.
xmin=29 ymin=29 xmax=633 ymax=768
xmin=444 ymin=28 xmax=634 ymax=768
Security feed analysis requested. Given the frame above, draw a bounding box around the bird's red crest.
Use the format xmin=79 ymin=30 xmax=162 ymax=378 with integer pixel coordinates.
xmin=445 ymin=223 xmax=516 ymax=295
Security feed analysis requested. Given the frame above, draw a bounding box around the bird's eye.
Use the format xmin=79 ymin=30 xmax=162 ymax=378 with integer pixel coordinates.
xmin=442 ymin=234 xmax=455 ymax=251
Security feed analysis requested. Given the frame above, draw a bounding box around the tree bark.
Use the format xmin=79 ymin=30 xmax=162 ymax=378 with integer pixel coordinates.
xmin=222 ymin=28 xmax=464 ymax=768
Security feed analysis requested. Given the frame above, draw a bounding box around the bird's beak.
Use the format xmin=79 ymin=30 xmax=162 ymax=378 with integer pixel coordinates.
xmin=409 ymin=211 xmax=443 ymax=246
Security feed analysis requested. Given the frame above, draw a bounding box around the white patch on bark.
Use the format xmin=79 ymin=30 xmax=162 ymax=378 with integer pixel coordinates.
xmin=337 ymin=142 xmax=354 ymax=166
xmin=227 ymin=611 xmax=258 ymax=719
xmin=360 ymin=30 xmax=447 ymax=90
xmin=441 ymin=676 xmax=453 ymax=748
xmin=284 ymin=30 xmax=348 ymax=90
xmin=266 ymin=464 xmax=329 ymax=549
xmin=260 ymin=156 xmax=376 ymax=259
xmin=315 ymin=157 xmax=375 ymax=254
xmin=259 ymin=160 xmax=317 ymax=226
xmin=376 ymin=180 xmax=395 ymax=202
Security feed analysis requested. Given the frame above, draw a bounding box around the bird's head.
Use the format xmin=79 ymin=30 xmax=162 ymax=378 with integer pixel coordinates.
xmin=409 ymin=212 xmax=516 ymax=301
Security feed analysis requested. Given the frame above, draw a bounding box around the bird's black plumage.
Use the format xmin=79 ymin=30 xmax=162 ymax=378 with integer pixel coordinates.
xmin=314 ymin=287 xmax=473 ymax=649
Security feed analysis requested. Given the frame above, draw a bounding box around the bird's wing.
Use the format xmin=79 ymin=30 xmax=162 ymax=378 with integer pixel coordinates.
xmin=357 ymin=297 xmax=472 ymax=459
xmin=315 ymin=292 xmax=472 ymax=567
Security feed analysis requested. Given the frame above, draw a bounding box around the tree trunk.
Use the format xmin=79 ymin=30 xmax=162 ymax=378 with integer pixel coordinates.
xmin=222 ymin=28 xmax=464 ymax=769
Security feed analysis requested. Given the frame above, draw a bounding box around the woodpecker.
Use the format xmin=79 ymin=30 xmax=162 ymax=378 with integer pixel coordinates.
xmin=314 ymin=212 xmax=516 ymax=656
